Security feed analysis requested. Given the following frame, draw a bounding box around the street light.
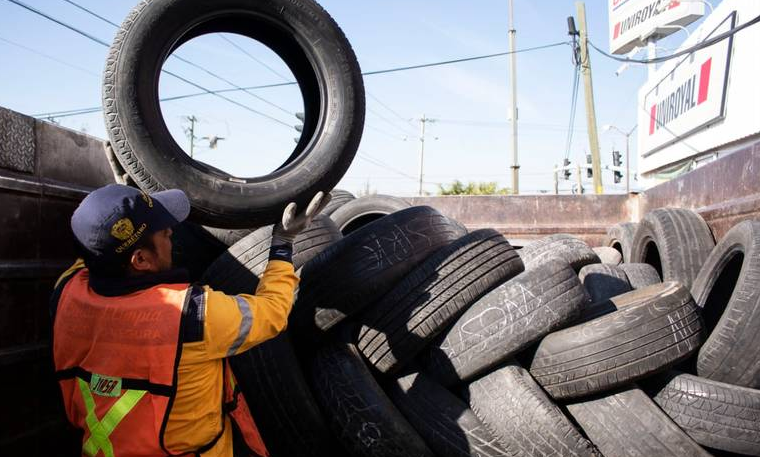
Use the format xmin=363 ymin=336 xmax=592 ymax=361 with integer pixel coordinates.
xmin=603 ymin=124 xmax=637 ymax=193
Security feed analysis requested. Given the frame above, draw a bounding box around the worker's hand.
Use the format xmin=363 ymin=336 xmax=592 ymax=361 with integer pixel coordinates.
xmin=104 ymin=141 xmax=135 ymax=186
xmin=272 ymin=192 xmax=332 ymax=245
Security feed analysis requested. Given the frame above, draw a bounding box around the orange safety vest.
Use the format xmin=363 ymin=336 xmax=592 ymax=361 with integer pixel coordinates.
xmin=52 ymin=269 xmax=268 ymax=457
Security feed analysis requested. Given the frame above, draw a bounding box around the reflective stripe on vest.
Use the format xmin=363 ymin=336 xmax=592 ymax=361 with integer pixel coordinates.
xmin=77 ymin=377 xmax=147 ymax=457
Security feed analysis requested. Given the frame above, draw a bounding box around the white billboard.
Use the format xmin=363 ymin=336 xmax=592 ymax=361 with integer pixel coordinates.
xmin=638 ymin=11 xmax=734 ymax=158
xmin=637 ymin=0 xmax=760 ymax=177
xmin=608 ymin=0 xmax=705 ymax=54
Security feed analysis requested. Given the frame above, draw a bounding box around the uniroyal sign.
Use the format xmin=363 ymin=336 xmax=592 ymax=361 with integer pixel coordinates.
xmin=609 ymin=0 xmax=704 ymax=54
xmin=638 ymin=12 xmax=735 ymax=158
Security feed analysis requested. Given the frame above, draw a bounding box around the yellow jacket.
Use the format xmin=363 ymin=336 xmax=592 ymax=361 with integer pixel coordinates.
xmin=54 ymin=258 xmax=299 ymax=455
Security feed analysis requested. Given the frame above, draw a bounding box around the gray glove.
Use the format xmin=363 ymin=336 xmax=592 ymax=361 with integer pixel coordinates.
xmin=272 ymin=192 xmax=332 ymax=245
xmin=104 ymin=141 xmax=135 ymax=186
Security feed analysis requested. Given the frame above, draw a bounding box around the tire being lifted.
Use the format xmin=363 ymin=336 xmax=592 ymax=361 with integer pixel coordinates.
xmin=104 ymin=0 xmax=365 ymax=228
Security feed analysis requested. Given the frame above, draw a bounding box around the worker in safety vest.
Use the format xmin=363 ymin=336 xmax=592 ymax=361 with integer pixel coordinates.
xmin=50 ymin=183 xmax=330 ymax=456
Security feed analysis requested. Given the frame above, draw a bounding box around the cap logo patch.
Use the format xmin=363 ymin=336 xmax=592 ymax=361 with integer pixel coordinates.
xmin=111 ymin=218 xmax=135 ymax=241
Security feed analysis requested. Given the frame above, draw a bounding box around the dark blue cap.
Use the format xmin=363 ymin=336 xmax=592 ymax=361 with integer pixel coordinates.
xmin=71 ymin=184 xmax=190 ymax=261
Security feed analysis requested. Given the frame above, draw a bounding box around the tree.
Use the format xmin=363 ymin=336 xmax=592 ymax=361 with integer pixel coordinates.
xmin=437 ymin=180 xmax=512 ymax=196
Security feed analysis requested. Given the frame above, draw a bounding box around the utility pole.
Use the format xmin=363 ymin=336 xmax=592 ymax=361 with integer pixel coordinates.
xmin=418 ymin=115 xmax=435 ymax=196
xmin=184 ymin=115 xmax=198 ymax=158
xmin=553 ymin=165 xmax=559 ymax=195
xmin=575 ymin=2 xmax=603 ymax=194
xmin=576 ymin=163 xmax=584 ymax=194
xmin=508 ymin=0 xmax=519 ymax=194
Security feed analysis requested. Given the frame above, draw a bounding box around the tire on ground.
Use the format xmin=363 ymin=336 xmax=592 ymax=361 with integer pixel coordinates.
xmin=203 ymin=226 xmax=256 ymax=247
xmin=649 ymin=371 xmax=760 ymax=456
xmin=330 ymin=194 xmax=411 ymax=235
xmin=292 ymin=206 xmax=466 ymax=340
xmin=619 ymin=263 xmax=661 ymax=289
xmin=629 ymin=208 xmax=714 ymax=289
xmin=691 ymin=220 xmax=760 ymax=388
xmin=322 ymin=189 xmax=356 ymax=216
xmin=592 ymin=246 xmax=622 ymax=265
xmin=387 ymin=371 xmax=511 ymax=457
xmin=309 ymin=340 xmax=434 ymax=457
xmin=578 ymin=263 xmax=632 ymax=303
xmin=528 ymin=282 xmax=703 ymax=400
xmin=104 ymin=0 xmax=364 ymax=227
xmin=228 ymin=334 xmax=342 ymax=457
xmin=422 ymin=260 xmax=587 ymax=387
xmin=356 ymin=229 xmax=523 ymax=375
xmin=605 ymin=222 xmax=638 ymax=263
xmin=201 ymin=222 xmax=343 ymax=457
xmin=519 ymin=234 xmax=600 ymax=272
xmin=201 ymin=215 xmax=341 ymax=293
xmin=566 ymin=386 xmax=710 ymax=457
xmin=464 ymin=361 xmax=600 ymax=457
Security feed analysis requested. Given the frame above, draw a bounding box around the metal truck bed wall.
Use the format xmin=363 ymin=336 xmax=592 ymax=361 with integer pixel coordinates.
xmin=411 ymin=141 xmax=760 ymax=247
xmin=0 ymin=107 xmax=112 ymax=455
xmin=1 ymin=105 xmax=758 ymax=454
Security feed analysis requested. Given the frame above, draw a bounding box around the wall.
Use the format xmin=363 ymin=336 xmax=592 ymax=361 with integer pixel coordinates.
xmin=0 ymin=107 xmax=112 ymax=455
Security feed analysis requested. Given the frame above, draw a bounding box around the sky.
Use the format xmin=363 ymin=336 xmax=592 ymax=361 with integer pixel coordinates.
xmin=0 ymin=0 xmax=716 ymax=196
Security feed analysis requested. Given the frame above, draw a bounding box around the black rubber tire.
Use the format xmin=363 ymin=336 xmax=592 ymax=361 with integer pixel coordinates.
xmin=202 ymin=226 xmax=256 ymax=247
xmin=200 ymin=219 xmax=343 ymax=457
xmin=578 ymin=263 xmax=632 ymax=303
xmin=355 ymin=229 xmax=522 ymax=375
xmin=691 ymin=220 xmax=760 ymax=388
xmin=650 ymin=371 xmax=760 ymax=456
xmin=566 ymin=385 xmax=710 ymax=457
xmin=519 ymin=234 xmax=600 ymax=272
xmin=422 ymin=260 xmax=588 ymax=387
xmin=228 ymin=333 xmax=343 ymax=457
xmin=322 ymin=189 xmax=356 ymax=216
xmin=309 ymin=340 xmax=434 ymax=457
xmin=104 ymin=0 xmax=365 ymax=228
xmin=201 ymin=215 xmax=341 ymax=293
xmin=387 ymin=371 xmax=511 ymax=457
xmin=619 ymin=263 xmax=662 ymax=289
xmin=463 ymin=361 xmax=600 ymax=457
xmin=630 ymin=208 xmax=715 ymax=289
xmin=170 ymin=221 xmax=228 ymax=282
xmin=292 ymin=206 xmax=467 ymax=340
xmin=592 ymin=246 xmax=622 ymax=265
xmin=528 ymin=282 xmax=704 ymax=400
xmin=605 ymin=222 xmax=638 ymax=263
xmin=330 ymin=194 xmax=412 ymax=235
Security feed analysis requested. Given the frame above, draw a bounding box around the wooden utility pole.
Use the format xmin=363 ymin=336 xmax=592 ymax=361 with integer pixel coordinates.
xmin=575 ymin=2 xmax=603 ymax=194
xmin=508 ymin=0 xmax=519 ymax=194
xmin=185 ymin=115 xmax=198 ymax=158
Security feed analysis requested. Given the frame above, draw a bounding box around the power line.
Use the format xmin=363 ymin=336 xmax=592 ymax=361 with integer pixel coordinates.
xmin=366 ymin=92 xmax=418 ymax=135
xmin=366 ymin=107 xmax=417 ymax=138
xmin=362 ymin=42 xmax=569 ymax=76
xmin=0 ymin=35 xmax=99 ymax=77
xmin=59 ymin=0 xmax=295 ymax=117
xmin=564 ymin=65 xmax=580 ymax=161
xmin=219 ymin=34 xmax=293 ymax=82
xmin=588 ymin=12 xmax=760 ymax=64
xmin=7 ymin=0 xmax=293 ymax=128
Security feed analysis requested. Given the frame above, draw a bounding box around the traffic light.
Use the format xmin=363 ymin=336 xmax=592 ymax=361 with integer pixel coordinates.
xmin=586 ymin=154 xmax=593 ymax=178
xmin=612 ymin=150 xmax=622 ymax=184
xmin=563 ymin=158 xmax=571 ymax=180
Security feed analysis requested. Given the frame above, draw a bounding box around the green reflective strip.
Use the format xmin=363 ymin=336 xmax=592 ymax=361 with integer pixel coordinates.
xmin=77 ymin=377 xmax=147 ymax=457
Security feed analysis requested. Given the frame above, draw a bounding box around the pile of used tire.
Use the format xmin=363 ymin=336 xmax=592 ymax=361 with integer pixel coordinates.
xmin=194 ymin=195 xmax=760 ymax=457
xmin=102 ymin=2 xmax=758 ymax=454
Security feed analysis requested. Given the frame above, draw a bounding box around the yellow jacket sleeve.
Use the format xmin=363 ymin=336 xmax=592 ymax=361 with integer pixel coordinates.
xmin=202 ymin=259 xmax=299 ymax=359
